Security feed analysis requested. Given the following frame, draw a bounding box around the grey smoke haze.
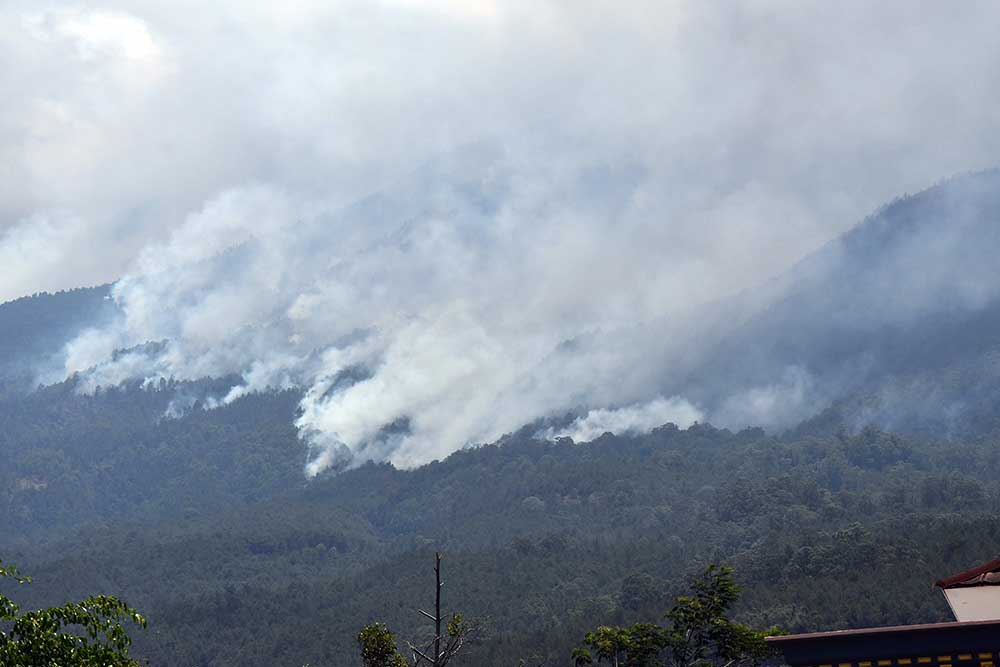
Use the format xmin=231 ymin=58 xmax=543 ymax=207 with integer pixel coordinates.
xmin=5 ymin=1 xmax=1000 ymax=471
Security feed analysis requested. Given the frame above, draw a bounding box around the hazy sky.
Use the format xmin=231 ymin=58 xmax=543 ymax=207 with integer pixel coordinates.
xmin=5 ymin=1 xmax=1000 ymax=470
xmin=5 ymin=1 xmax=1000 ymax=299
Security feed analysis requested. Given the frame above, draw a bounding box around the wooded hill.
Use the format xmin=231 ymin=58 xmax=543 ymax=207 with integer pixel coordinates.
xmin=6 ymin=171 xmax=1000 ymax=665
xmin=5 ymin=392 xmax=1000 ymax=665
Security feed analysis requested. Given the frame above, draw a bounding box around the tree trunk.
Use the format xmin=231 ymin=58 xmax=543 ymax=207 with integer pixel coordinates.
xmin=434 ymin=552 xmax=442 ymax=667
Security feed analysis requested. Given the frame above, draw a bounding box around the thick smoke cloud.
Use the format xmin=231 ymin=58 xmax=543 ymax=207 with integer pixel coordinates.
xmin=542 ymin=397 xmax=704 ymax=444
xmin=5 ymin=1 xmax=1000 ymax=471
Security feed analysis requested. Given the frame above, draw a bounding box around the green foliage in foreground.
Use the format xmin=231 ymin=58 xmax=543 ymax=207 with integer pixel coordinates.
xmin=358 ymin=553 xmax=477 ymax=667
xmin=576 ymin=566 xmax=778 ymax=667
xmin=358 ymin=623 xmax=408 ymax=667
xmin=0 ymin=559 xmax=146 ymax=667
xmin=358 ymin=613 xmax=474 ymax=667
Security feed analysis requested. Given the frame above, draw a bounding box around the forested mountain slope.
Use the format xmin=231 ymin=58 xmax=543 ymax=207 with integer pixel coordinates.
xmin=0 ymin=285 xmax=114 ymax=391
xmin=0 ymin=380 xmax=303 ymax=545
xmin=8 ymin=415 xmax=1000 ymax=666
xmin=5 ymin=171 xmax=1000 ymax=665
xmin=683 ymin=169 xmax=1000 ymax=436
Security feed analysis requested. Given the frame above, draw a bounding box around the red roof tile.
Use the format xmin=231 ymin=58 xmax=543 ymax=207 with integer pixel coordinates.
xmin=935 ymin=557 xmax=1000 ymax=589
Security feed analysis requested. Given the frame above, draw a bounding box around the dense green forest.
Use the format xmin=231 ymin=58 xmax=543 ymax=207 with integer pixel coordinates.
xmin=5 ymin=387 xmax=1000 ymax=665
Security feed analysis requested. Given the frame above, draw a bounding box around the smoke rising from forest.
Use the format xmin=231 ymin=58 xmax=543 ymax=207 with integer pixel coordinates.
xmin=6 ymin=2 xmax=1000 ymax=471
xmin=542 ymin=397 xmax=704 ymax=444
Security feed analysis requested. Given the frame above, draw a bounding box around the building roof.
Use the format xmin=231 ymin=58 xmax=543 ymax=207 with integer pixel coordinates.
xmin=770 ymin=556 xmax=1000 ymax=667
xmin=768 ymin=618 xmax=1000 ymax=666
xmin=935 ymin=557 xmax=1000 ymax=589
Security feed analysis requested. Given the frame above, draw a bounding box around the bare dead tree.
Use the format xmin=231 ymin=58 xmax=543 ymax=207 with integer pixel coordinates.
xmin=405 ymin=552 xmax=477 ymax=667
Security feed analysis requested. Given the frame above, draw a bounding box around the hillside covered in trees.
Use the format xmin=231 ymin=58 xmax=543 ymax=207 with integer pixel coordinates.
xmin=6 ymin=171 xmax=1000 ymax=665
xmin=9 ymin=1 xmax=1000 ymax=665
xmin=5 ymin=396 xmax=1000 ymax=665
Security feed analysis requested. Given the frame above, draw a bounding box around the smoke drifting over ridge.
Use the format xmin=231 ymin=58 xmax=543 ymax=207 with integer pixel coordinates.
xmin=51 ymin=155 xmax=725 ymax=471
xmin=6 ymin=2 xmax=1000 ymax=471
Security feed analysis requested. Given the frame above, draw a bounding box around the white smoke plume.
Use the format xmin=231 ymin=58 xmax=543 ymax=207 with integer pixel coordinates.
xmin=5 ymin=2 xmax=1000 ymax=472
xmin=542 ymin=397 xmax=704 ymax=444
xmin=50 ymin=157 xmax=722 ymax=472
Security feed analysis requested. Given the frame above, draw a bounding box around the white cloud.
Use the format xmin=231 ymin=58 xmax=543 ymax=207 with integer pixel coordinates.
xmin=23 ymin=9 xmax=161 ymax=61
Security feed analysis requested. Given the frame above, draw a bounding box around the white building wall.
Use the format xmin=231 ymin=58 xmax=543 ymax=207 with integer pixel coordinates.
xmin=943 ymin=587 xmax=1000 ymax=622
